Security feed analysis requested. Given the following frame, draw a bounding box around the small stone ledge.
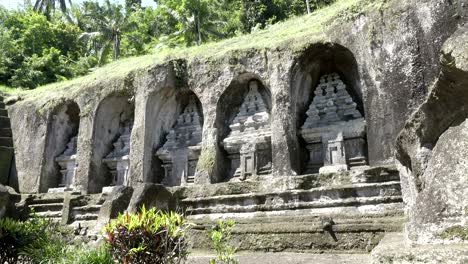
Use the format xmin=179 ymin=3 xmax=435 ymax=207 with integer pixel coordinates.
xmin=371 ymin=233 xmax=468 ymax=264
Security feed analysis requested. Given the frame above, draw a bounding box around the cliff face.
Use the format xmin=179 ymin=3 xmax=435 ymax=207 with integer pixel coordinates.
xmin=396 ymin=24 xmax=468 ymax=245
xmin=4 ymin=0 xmax=467 ymax=247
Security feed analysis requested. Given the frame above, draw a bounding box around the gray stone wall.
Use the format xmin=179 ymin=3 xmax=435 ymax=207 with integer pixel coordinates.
xmin=396 ymin=24 xmax=468 ymax=245
xmin=6 ymin=0 xmax=464 ymax=194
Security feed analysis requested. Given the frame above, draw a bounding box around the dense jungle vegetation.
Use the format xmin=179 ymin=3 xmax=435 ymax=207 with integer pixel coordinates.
xmin=0 ymin=0 xmax=334 ymax=89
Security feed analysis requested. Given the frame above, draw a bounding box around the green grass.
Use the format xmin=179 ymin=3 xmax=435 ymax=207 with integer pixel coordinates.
xmin=3 ymin=0 xmax=386 ymax=100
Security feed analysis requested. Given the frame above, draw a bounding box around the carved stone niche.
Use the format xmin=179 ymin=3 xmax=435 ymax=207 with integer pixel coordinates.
xmin=103 ymin=120 xmax=133 ymax=188
xmin=222 ymin=80 xmax=272 ymax=181
xmin=53 ymin=136 xmax=78 ymax=192
xmin=300 ymin=73 xmax=367 ymax=174
xmin=156 ymin=96 xmax=203 ymax=186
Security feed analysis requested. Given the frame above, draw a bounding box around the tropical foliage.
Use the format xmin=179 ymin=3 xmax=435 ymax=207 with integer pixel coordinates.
xmin=103 ymin=206 xmax=192 ymax=264
xmin=209 ymin=220 xmax=238 ymax=264
xmin=0 ymin=213 xmax=113 ymax=264
xmin=0 ymin=0 xmax=336 ymax=89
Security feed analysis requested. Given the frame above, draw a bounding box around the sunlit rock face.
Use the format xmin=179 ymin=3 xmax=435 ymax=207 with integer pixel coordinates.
xmin=300 ymin=73 xmax=367 ymax=174
xmin=156 ymin=96 xmax=203 ymax=186
xmin=103 ymin=120 xmax=133 ymax=187
xmin=222 ymin=80 xmax=272 ymax=181
xmin=54 ymin=136 xmax=78 ymax=191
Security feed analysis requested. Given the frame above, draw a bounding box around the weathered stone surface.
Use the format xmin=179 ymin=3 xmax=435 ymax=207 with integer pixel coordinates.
xmin=54 ymin=136 xmax=78 ymax=191
xmin=7 ymin=0 xmax=463 ymax=193
xmin=300 ymin=73 xmax=367 ymax=174
xmin=221 ymin=80 xmax=272 ymax=181
xmin=189 ymin=211 xmax=404 ymax=253
xmin=2 ymin=0 xmax=467 ymax=258
xmin=156 ymin=95 xmax=203 ymax=186
xmin=396 ymin=25 xmax=468 ymax=245
xmin=188 ymin=252 xmax=371 ymax=264
xmin=126 ymin=183 xmax=174 ymax=213
xmin=97 ymin=186 xmax=133 ymax=228
xmin=371 ymin=233 xmax=468 ymax=264
xmin=103 ymin=120 xmax=133 ymax=186
xmin=0 ymin=184 xmax=9 ymax=218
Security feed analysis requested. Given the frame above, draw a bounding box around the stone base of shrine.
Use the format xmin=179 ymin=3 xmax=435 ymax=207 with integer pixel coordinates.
xmin=47 ymin=187 xmax=80 ymax=194
xmin=319 ymin=164 xmax=348 ymax=174
xmin=169 ymin=165 xmax=404 ymax=252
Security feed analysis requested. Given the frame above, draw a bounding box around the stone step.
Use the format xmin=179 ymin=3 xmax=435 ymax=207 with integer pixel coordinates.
xmin=0 ymin=109 xmax=8 ymax=117
xmin=29 ymin=197 xmax=64 ymax=205
xmin=181 ymin=182 xmax=402 ymax=215
xmin=29 ymin=203 xmax=63 ymax=213
xmin=188 ymin=213 xmax=405 ymax=253
xmin=71 ymin=204 xmax=102 ymax=213
xmin=35 ymin=211 xmax=62 ymax=218
xmin=70 ymin=194 xmax=107 ymax=207
xmin=72 ymin=213 xmax=99 ymax=221
xmin=193 ymin=220 xmax=404 ymax=236
xmin=188 ymin=252 xmax=372 ymax=264
xmin=0 ymin=116 xmax=10 ymax=128
xmin=0 ymin=128 xmax=12 ymax=137
xmin=0 ymin=137 xmax=13 ymax=147
xmin=191 ymin=212 xmax=405 ymax=226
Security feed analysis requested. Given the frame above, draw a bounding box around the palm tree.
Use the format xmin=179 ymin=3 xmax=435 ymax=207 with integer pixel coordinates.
xmin=79 ymin=0 xmax=125 ymax=64
xmin=34 ymin=0 xmax=72 ymax=19
xmin=159 ymin=0 xmax=226 ymax=46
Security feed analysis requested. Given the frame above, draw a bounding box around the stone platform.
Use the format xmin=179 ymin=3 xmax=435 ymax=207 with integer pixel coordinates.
xmin=168 ymin=167 xmax=405 ymax=252
xmin=14 ymin=166 xmax=405 ymax=252
xmin=188 ymin=251 xmax=372 ymax=264
xmin=371 ymin=233 xmax=468 ymax=264
xmin=18 ymin=192 xmax=108 ymax=239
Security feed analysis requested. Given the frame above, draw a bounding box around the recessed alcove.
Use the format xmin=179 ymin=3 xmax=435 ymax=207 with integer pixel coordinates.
xmin=42 ymin=101 xmax=80 ymax=193
xmin=216 ymin=74 xmax=272 ymax=182
xmin=149 ymin=89 xmax=204 ymax=186
xmin=90 ymin=96 xmax=134 ymax=193
xmin=291 ymin=43 xmax=368 ymax=175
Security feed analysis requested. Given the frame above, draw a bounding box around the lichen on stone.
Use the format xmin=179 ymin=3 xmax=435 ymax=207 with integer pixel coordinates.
xmin=196 ymin=147 xmax=216 ymax=175
xmin=437 ymin=225 xmax=468 ymax=241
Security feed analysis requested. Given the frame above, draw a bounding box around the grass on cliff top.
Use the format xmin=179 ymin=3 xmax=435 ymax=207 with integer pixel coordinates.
xmin=4 ymin=0 xmax=386 ymax=99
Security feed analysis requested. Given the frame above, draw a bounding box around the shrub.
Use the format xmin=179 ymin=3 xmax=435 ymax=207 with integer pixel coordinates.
xmin=209 ymin=220 xmax=238 ymax=264
xmin=0 ymin=214 xmax=51 ymax=263
xmin=0 ymin=213 xmax=113 ymax=264
xmin=103 ymin=206 xmax=191 ymax=264
xmin=58 ymin=244 xmax=114 ymax=264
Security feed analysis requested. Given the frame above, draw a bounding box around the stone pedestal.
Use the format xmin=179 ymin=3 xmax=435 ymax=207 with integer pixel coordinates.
xmin=51 ymin=136 xmax=77 ymax=192
xmin=319 ymin=132 xmax=348 ymax=173
xmin=103 ymin=121 xmax=132 ymax=187
xmin=300 ymin=73 xmax=367 ymax=174
xmin=222 ymin=80 xmax=272 ymax=181
xmin=156 ymin=97 xmax=203 ymax=186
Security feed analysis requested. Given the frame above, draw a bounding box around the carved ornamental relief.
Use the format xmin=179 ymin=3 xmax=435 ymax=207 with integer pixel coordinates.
xmin=222 ymin=80 xmax=272 ymax=181
xmin=103 ymin=120 xmax=133 ymax=186
xmin=54 ymin=136 xmax=78 ymax=191
xmin=156 ymin=96 xmax=203 ymax=186
xmin=300 ymin=73 xmax=367 ymax=174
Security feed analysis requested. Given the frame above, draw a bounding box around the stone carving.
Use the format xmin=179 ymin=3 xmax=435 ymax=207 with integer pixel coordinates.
xmin=103 ymin=121 xmax=132 ymax=186
xmin=222 ymin=80 xmax=272 ymax=181
xmin=54 ymin=136 xmax=78 ymax=190
xmin=156 ymin=96 xmax=202 ymax=186
xmin=300 ymin=73 xmax=367 ymax=174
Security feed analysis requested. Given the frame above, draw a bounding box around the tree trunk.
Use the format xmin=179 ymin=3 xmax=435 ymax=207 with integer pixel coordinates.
xmin=306 ymin=0 xmax=311 ymax=14
xmin=197 ymin=12 xmax=202 ymax=45
xmin=113 ymin=34 xmax=120 ymax=60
